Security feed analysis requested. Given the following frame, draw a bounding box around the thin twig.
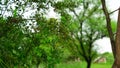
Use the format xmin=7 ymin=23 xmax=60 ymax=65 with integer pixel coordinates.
xmin=109 ymin=8 xmax=120 ymax=14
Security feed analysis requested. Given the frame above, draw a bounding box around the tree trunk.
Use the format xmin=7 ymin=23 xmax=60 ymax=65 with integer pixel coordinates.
xmin=101 ymin=0 xmax=120 ymax=67
xmin=112 ymin=8 xmax=120 ymax=68
xmin=87 ymin=61 xmax=91 ymax=68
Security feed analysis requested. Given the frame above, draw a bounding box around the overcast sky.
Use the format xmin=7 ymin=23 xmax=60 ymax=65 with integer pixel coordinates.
xmin=107 ymin=0 xmax=120 ymax=21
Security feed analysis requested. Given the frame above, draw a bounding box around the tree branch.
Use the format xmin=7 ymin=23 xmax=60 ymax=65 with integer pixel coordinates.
xmin=101 ymin=0 xmax=116 ymax=58
xmin=109 ymin=8 xmax=119 ymax=14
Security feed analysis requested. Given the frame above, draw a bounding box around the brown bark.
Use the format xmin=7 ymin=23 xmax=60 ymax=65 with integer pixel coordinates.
xmin=114 ymin=8 xmax=120 ymax=68
xmin=101 ymin=0 xmax=120 ymax=68
xmin=101 ymin=0 xmax=116 ymax=58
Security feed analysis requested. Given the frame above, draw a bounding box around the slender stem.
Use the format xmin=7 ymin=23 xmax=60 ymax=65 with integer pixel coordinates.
xmin=109 ymin=8 xmax=120 ymax=14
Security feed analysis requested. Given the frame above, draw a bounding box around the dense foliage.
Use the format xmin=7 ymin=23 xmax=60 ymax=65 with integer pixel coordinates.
xmin=0 ymin=0 xmax=108 ymax=68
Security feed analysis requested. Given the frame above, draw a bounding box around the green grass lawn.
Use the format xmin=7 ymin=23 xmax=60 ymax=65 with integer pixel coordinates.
xmin=91 ymin=63 xmax=112 ymax=68
xmin=56 ymin=61 xmax=112 ymax=68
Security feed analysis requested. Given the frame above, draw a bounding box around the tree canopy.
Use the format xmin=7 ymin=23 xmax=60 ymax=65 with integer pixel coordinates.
xmin=0 ymin=0 xmax=109 ymax=68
